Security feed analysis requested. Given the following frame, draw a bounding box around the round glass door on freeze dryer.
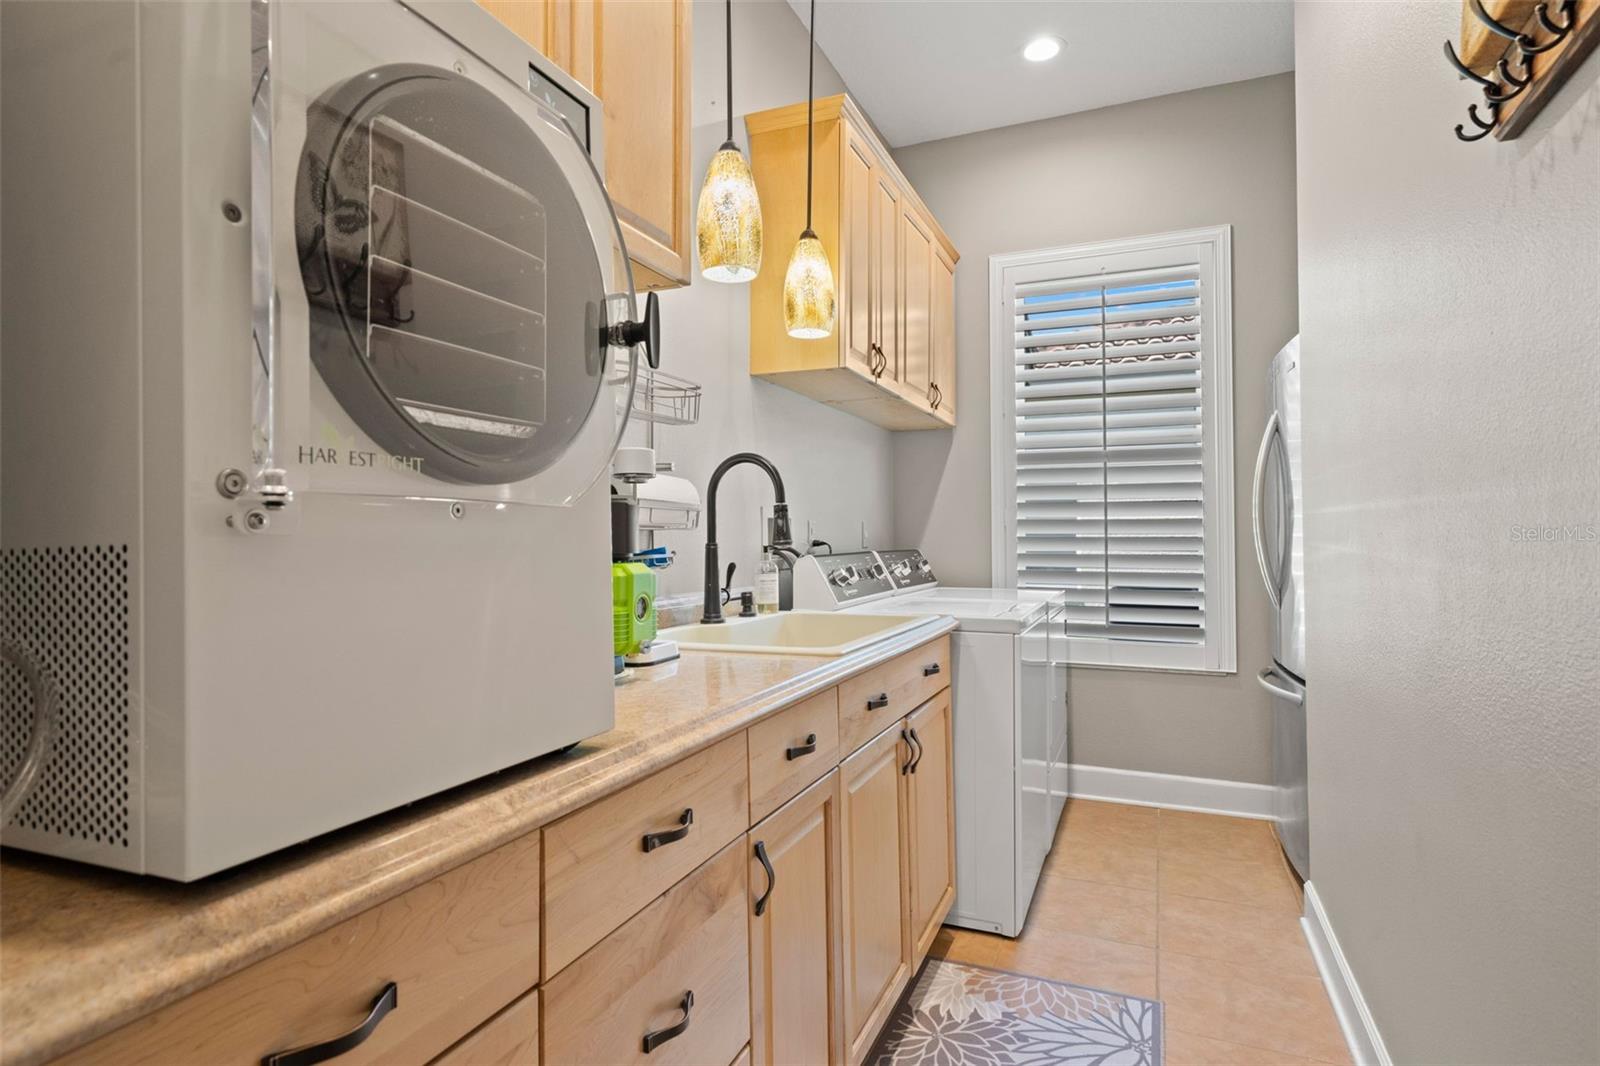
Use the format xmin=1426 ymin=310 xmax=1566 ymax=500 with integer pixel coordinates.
xmin=255 ymin=0 xmax=641 ymax=506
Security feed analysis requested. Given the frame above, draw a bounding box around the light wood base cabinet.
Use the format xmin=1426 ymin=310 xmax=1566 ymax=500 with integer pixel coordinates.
xmin=542 ymin=840 xmax=750 ymax=1066
xmin=748 ymin=771 xmax=846 ymax=1066
xmin=432 ymin=989 xmax=539 ymax=1066
xmin=839 ymin=724 xmax=913 ymax=1066
xmin=746 ymin=96 xmax=959 ymax=431
xmin=905 ymin=692 xmax=956 ymax=960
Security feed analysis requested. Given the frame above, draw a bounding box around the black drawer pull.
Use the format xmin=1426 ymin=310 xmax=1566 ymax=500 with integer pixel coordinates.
xmin=866 ymin=693 xmax=890 ymax=711
xmin=642 ymin=808 xmax=694 ymax=852
xmin=642 ymin=990 xmax=694 ymax=1053
xmin=785 ymin=733 xmax=818 ymax=761
xmin=262 ymin=982 xmax=397 ymax=1066
xmin=908 ymin=727 xmax=924 ymax=774
xmin=754 ymin=840 xmax=776 ymax=916
xmin=923 ymin=662 xmax=941 ymax=677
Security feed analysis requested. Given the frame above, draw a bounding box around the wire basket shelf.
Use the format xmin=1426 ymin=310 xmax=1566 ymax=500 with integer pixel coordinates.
xmin=631 ymin=369 xmax=702 ymax=426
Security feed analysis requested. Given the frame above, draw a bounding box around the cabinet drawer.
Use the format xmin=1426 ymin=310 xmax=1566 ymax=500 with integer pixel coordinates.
xmin=542 ymin=840 xmax=750 ymax=1066
xmin=838 ymin=636 xmax=949 ymax=753
xmin=432 ymin=988 xmax=538 ymax=1066
xmin=543 ymin=732 xmax=749 ymax=977
xmin=60 ymin=835 xmax=542 ymax=1066
xmin=747 ymin=688 xmax=840 ymax=823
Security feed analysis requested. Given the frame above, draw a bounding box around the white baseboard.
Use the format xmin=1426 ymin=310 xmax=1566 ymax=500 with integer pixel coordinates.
xmin=1065 ymin=763 xmax=1275 ymax=820
xmin=1301 ymin=881 xmax=1391 ymax=1066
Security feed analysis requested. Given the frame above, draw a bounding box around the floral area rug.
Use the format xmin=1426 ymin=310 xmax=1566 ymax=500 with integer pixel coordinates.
xmin=866 ymin=957 xmax=1162 ymax=1066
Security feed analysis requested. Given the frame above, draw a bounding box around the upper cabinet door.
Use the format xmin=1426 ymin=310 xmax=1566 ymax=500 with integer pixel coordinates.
xmin=475 ymin=0 xmax=549 ymax=53
xmin=931 ymin=249 xmax=956 ymax=421
xmin=592 ymin=0 xmax=691 ymax=288
xmin=476 ymin=0 xmax=692 ymax=290
xmin=842 ymin=131 xmax=876 ymax=379
xmin=899 ymin=208 xmax=934 ymax=403
xmin=871 ymin=168 xmax=900 ymax=389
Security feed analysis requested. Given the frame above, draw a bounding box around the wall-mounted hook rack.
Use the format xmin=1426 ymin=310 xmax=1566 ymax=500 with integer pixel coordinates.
xmin=1446 ymin=0 xmax=1597 ymax=142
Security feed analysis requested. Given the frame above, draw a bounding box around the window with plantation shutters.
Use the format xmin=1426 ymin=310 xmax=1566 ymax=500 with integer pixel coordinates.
xmin=989 ymin=227 xmax=1236 ymax=673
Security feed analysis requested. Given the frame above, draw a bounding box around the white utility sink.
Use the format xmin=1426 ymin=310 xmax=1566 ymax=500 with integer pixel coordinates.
xmin=661 ymin=610 xmax=929 ymax=656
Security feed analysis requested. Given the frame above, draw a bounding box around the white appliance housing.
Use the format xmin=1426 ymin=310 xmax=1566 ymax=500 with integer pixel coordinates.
xmin=1253 ymin=335 xmax=1309 ymax=879
xmin=0 ymin=1 xmax=641 ymax=879
xmin=793 ymin=551 xmax=1069 ymax=936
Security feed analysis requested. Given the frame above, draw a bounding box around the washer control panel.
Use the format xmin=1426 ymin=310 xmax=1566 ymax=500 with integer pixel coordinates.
xmin=878 ymin=549 xmax=937 ymax=591
xmin=813 ymin=551 xmax=894 ymax=604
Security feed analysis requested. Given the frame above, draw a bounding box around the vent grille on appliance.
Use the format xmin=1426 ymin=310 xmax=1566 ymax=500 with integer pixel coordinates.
xmin=1 ymin=546 xmax=132 ymax=847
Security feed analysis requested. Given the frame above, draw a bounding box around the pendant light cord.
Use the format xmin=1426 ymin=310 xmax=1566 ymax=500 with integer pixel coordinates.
xmin=725 ymin=0 xmax=733 ymax=144
xmin=805 ymin=0 xmax=816 ymax=232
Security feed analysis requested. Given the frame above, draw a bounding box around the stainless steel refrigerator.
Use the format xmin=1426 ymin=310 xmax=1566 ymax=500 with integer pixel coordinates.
xmin=1253 ymin=336 xmax=1310 ymax=880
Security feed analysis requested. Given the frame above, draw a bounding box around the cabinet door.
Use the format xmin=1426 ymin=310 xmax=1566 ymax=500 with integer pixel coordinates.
xmin=870 ymin=170 xmax=900 ymax=389
xmin=930 ymin=249 xmax=956 ymax=421
xmin=475 ymin=0 xmax=549 ymax=53
xmin=841 ymin=130 xmax=876 ymax=379
xmin=839 ymin=725 xmax=912 ymax=1065
xmin=906 ymin=692 xmax=955 ymax=962
xmin=749 ymin=772 xmax=845 ymax=1066
xmin=899 ymin=208 xmax=934 ymax=404
xmin=591 ymin=0 xmax=692 ymax=287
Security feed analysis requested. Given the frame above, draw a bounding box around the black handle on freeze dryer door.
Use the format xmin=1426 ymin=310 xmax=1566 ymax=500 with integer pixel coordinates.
xmin=785 ymin=733 xmax=818 ymax=761
xmin=642 ymin=990 xmax=694 ymax=1053
xmin=261 ymin=982 xmax=397 ymax=1066
xmin=866 ymin=693 xmax=890 ymax=711
xmin=611 ymin=290 xmax=661 ymax=369
xmin=642 ymin=808 xmax=694 ymax=852
xmin=754 ymin=840 xmax=777 ymax=916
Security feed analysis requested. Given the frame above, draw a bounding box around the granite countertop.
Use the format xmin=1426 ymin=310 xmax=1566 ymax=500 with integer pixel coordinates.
xmin=0 ymin=616 xmax=955 ymax=1066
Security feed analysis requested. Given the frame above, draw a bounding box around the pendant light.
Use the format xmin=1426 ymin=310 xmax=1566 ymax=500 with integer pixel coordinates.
xmin=782 ymin=0 xmax=836 ymax=339
xmin=695 ymin=0 xmax=763 ymax=283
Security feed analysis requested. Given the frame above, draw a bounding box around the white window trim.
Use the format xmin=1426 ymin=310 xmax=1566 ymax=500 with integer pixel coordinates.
xmin=988 ymin=225 xmax=1237 ymax=675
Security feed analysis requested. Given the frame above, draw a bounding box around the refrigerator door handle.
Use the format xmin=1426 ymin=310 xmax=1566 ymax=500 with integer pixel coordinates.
xmin=1257 ymin=667 xmax=1304 ymax=705
xmin=1251 ymin=411 xmax=1283 ymax=608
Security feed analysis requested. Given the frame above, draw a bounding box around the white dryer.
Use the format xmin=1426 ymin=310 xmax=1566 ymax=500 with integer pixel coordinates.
xmin=792 ymin=550 xmax=1068 ymax=937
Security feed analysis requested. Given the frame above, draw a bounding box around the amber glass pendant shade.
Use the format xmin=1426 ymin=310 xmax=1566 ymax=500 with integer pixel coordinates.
xmin=783 ymin=229 xmax=836 ymax=339
xmin=696 ymin=142 xmax=763 ymax=283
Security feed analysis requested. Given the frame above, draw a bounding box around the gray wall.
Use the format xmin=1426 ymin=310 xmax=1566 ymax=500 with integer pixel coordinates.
xmin=635 ymin=0 xmax=895 ymax=602
xmin=892 ymin=74 xmax=1300 ymax=785
xmin=1296 ymin=4 xmax=1599 ymax=1064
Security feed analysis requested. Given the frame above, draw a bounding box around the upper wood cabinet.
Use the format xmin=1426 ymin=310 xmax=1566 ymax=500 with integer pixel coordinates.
xmin=930 ymin=248 xmax=956 ymax=420
xmin=477 ymin=0 xmax=692 ymax=289
xmin=746 ymin=95 xmax=958 ymax=431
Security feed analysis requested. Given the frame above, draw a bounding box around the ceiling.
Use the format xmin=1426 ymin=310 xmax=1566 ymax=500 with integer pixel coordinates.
xmin=785 ymin=0 xmax=1295 ymax=147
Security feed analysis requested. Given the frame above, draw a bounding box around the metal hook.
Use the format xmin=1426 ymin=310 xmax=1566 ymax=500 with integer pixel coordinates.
xmin=1536 ymin=0 xmax=1576 ymax=36
xmin=1484 ymin=71 xmax=1530 ymax=103
xmin=1444 ymin=39 xmax=1498 ymax=88
xmin=1515 ymin=0 xmax=1575 ymax=52
xmin=1497 ymin=55 xmax=1531 ymax=88
xmin=1455 ymin=101 xmax=1499 ymax=141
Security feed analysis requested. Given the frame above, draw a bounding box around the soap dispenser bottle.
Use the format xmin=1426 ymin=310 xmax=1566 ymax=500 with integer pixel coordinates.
xmin=756 ymin=550 xmax=780 ymax=615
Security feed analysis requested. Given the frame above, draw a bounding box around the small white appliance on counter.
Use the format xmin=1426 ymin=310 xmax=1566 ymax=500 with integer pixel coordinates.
xmin=794 ymin=550 xmax=1069 ymax=936
xmin=1253 ymin=335 xmax=1309 ymax=879
xmin=0 ymin=1 xmax=649 ymax=878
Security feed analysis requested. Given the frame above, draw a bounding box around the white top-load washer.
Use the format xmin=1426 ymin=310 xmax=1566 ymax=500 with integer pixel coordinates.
xmin=793 ymin=550 xmax=1068 ymax=937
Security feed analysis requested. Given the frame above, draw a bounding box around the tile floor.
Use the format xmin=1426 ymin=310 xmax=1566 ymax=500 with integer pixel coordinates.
xmin=928 ymin=799 xmax=1352 ymax=1065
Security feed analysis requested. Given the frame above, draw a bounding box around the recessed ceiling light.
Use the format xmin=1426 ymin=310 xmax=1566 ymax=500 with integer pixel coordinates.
xmin=1022 ymin=35 xmax=1064 ymax=63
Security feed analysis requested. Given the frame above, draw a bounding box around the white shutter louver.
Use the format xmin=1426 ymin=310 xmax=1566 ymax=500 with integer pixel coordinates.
xmin=992 ymin=228 xmax=1235 ymax=673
